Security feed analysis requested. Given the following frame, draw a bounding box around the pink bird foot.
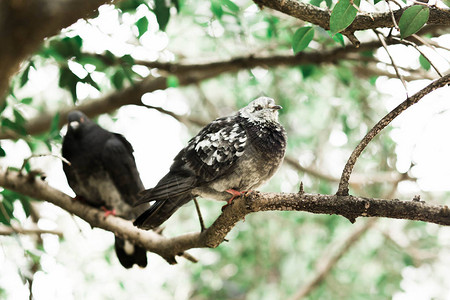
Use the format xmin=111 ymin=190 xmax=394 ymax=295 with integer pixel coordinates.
xmin=221 ymin=189 xmax=248 ymax=211
xmin=101 ymin=206 xmax=116 ymax=217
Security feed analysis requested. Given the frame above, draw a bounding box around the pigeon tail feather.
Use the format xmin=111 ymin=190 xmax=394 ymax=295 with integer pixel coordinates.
xmin=114 ymin=236 xmax=148 ymax=269
xmin=134 ymin=173 xmax=196 ymax=206
xmin=133 ymin=194 xmax=192 ymax=230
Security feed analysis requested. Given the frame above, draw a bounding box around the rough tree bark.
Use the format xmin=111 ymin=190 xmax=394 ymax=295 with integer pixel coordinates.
xmin=0 ymin=0 xmax=123 ymax=104
xmin=253 ymin=0 xmax=450 ymax=45
xmin=0 ymin=168 xmax=449 ymax=263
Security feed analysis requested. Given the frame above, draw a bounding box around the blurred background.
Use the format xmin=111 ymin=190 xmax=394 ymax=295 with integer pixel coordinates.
xmin=0 ymin=0 xmax=449 ymax=299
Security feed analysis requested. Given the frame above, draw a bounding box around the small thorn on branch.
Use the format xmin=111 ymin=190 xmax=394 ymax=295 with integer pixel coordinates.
xmin=181 ymin=252 xmax=198 ymax=263
xmin=345 ymin=215 xmax=357 ymax=224
xmin=344 ymin=32 xmax=360 ymax=48
xmin=298 ymin=182 xmax=304 ymax=195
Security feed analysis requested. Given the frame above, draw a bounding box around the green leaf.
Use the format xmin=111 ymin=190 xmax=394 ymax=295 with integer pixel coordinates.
xmin=419 ymin=54 xmax=431 ymax=70
xmin=336 ymin=65 xmax=354 ymax=85
xmin=443 ymin=0 xmax=450 ymax=7
xmin=20 ymin=61 xmax=34 ymax=87
xmin=374 ymin=0 xmax=383 ymax=4
xmin=82 ymin=74 xmax=101 ymax=91
xmin=19 ymin=197 xmax=31 ymax=217
xmin=172 ymin=0 xmax=181 ymax=12
xmin=21 ymin=97 xmax=33 ymax=105
xmin=117 ymin=0 xmax=146 ymax=12
xmin=361 ymin=50 xmax=374 ymax=58
xmin=48 ymin=36 xmax=83 ymax=60
xmin=13 ymin=109 xmax=26 ymax=127
xmin=0 ymin=145 xmax=6 ymax=157
xmin=222 ymin=0 xmax=239 ymax=12
xmin=398 ymin=5 xmax=429 ymax=39
xmin=78 ymin=55 xmax=107 ymax=71
xmin=154 ymin=0 xmax=171 ymax=31
xmin=59 ymin=67 xmax=79 ymax=103
xmin=310 ymin=0 xmax=332 ymax=7
xmin=167 ymin=75 xmax=179 ymax=87
xmin=300 ymin=64 xmax=317 ymax=79
xmin=25 ymin=249 xmax=42 ymax=264
xmin=333 ymin=32 xmax=345 ymax=46
xmin=121 ymin=54 xmax=135 ymax=65
xmin=49 ymin=113 xmax=60 ymax=138
xmin=329 ymin=0 xmax=361 ymax=34
xmin=136 ymin=17 xmax=149 ymax=38
xmin=112 ymin=69 xmax=126 ymax=89
xmin=292 ymin=27 xmax=314 ymax=54
xmin=104 ymin=50 xmax=116 ymax=62
xmin=0 ymin=101 xmax=6 ymax=114
xmin=210 ymin=0 xmax=223 ymax=19
xmin=0 ymin=201 xmax=13 ymax=225
xmin=328 ymin=31 xmax=345 ymax=46
xmin=1 ymin=118 xmax=27 ymax=135
xmin=0 ymin=190 xmax=22 ymax=225
xmin=264 ymin=16 xmax=279 ymax=38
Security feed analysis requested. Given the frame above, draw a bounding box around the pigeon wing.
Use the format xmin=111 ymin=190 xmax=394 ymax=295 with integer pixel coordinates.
xmin=101 ymin=133 xmax=145 ymax=207
xmin=181 ymin=115 xmax=248 ymax=182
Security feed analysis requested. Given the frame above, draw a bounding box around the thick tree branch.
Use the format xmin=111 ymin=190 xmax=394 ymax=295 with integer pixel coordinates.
xmin=0 ymin=169 xmax=448 ymax=265
xmin=254 ymin=0 xmax=450 ymax=45
xmin=0 ymin=0 xmax=123 ymax=104
xmin=337 ymin=73 xmax=450 ymax=196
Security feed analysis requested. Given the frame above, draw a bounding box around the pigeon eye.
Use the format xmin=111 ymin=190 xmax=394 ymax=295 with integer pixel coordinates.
xmin=254 ymin=105 xmax=263 ymax=111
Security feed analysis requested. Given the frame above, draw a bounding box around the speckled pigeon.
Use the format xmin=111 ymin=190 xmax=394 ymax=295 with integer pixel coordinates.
xmin=62 ymin=111 xmax=148 ymax=269
xmin=134 ymin=97 xmax=287 ymax=230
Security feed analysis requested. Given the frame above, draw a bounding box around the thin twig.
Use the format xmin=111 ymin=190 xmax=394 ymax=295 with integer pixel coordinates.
xmin=0 ymin=224 xmax=64 ymax=237
xmin=193 ymin=198 xmax=206 ymax=232
xmin=20 ymin=153 xmax=71 ymax=173
xmin=337 ymin=73 xmax=450 ymax=196
xmin=389 ymin=35 xmax=444 ymax=77
xmin=141 ymin=103 xmax=208 ymax=127
xmin=374 ymin=30 xmax=409 ymax=96
xmin=388 ymin=0 xmax=405 ymax=9
xmin=385 ymin=0 xmax=400 ymax=31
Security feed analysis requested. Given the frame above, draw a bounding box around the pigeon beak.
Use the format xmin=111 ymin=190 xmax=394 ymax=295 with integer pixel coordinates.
xmin=69 ymin=121 xmax=80 ymax=130
xmin=270 ymin=105 xmax=282 ymax=110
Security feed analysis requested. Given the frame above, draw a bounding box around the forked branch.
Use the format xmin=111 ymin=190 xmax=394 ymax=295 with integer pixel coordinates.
xmin=337 ymin=73 xmax=450 ymax=196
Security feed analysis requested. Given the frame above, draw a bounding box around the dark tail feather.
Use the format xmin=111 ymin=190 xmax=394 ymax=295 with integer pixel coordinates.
xmin=133 ymin=195 xmax=192 ymax=230
xmin=114 ymin=236 xmax=148 ymax=269
xmin=134 ymin=173 xmax=196 ymax=207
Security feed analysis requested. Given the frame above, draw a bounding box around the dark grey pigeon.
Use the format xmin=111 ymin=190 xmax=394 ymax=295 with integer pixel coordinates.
xmin=62 ymin=111 xmax=148 ymax=269
xmin=134 ymin=97 xmax=287 ymax=230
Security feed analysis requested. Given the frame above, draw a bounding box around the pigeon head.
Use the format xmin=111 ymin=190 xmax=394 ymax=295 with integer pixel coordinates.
xmin=67 ymin=110 xmax=91 ymax=132
xmin=238 ymin=97 xmax=282 ymax=124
